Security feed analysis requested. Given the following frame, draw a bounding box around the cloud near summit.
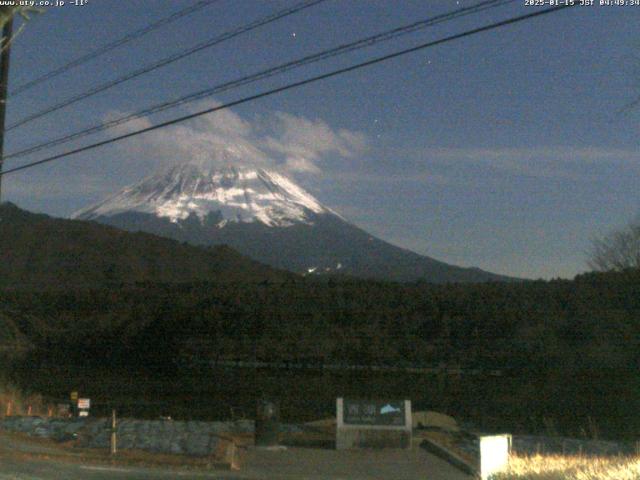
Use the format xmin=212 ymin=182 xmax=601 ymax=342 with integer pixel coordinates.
xmin=108 ymin=100 xmax=367 ymax=175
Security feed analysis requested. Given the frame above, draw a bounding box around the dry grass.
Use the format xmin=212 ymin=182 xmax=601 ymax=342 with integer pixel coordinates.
xmin=0 ymin=383 xmax=49 ymax=417
xmin=494 ymin=453 xmax=640 ymax=480
xmin=0 ymin=431 xmax=237 ymax=471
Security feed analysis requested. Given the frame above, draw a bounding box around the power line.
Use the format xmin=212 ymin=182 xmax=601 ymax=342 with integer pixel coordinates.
xmin=5 ymin=0 xmax=328 ymax=132
xmin=4 ymin=0 xmax=514 ymax=162
xmin=10 ymin=0 xmax=221 ymax=97
xmin=0 ymin=4 xmax=576 ymax=178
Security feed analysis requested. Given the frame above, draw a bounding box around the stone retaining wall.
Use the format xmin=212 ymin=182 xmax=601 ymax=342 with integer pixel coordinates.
xmin=6 ymin=416 xmax=630 ymax=459
xmin=0 ymin=416 xmax=309 ymax=456
xmin=0 ymin=416 xmax=256 ymax=456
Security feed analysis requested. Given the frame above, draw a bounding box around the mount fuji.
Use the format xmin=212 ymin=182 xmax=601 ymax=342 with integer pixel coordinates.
xmin=73 ymin=159 xmax=510 ymax=283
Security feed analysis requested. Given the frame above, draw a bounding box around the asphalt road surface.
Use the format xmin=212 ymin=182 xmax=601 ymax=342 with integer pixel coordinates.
xmin=0 ymin=433 xmax=473 ymax=480
xmin=0 ymin=458 xmax=239 ymax=480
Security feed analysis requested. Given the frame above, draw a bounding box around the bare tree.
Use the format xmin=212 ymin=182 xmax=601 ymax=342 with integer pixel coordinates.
xmin=588 ymin=217 xmax=640 ymax=272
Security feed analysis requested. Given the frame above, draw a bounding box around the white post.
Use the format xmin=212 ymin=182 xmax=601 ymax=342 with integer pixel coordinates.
xmin=110 ymin=409 xmax=117 ymax=455
xmin=479 ymin=434 xmax=511 ymax=480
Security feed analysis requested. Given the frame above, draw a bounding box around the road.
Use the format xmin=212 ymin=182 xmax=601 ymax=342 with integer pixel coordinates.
xmin=0 ymin=432 xmax=473 ymax=480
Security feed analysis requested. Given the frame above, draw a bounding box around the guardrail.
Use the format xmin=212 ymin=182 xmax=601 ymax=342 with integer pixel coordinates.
xmin=184 ymin=358 xmax=504 ymax=376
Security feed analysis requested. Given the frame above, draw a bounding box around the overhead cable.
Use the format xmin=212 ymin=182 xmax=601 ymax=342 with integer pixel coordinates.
xmin=10 ymin=0 xmax=222 ymax=96
xmin=5 ymin=0 xmax=328 ymax=131
xmin=4 ymin=0 xmax=513 ymax=161
xmin=0 ymin=4 xmax=576 ymax=178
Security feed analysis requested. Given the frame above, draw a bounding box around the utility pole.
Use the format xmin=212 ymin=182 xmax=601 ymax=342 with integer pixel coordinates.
xmin=0 ymin=10 xmax=13 ymax=202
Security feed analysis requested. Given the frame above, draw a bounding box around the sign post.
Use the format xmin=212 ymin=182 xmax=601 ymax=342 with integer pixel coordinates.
xmin=336 ymin=398 xmax=412 ymax=449
xmin=77 ymin=398 xmax=91 ymax=417
xmin=479 ymin=434 xmax=511 ymax=480
xmin=70 ymin=391 xmax=79 ymax=417
xmin=110 ymin=409 xmax=117 ymax=455
xmin=255 ymin=399 xmax=280 ymax=447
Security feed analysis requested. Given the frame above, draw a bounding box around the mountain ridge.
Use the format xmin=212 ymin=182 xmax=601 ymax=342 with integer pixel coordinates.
xmin=74 ymin=163 xmax=332 ymax=227
xmin=74 ymin=160 xmax=515 ymax=283
xmin=0 ymin=202 xmax=292 ymax=288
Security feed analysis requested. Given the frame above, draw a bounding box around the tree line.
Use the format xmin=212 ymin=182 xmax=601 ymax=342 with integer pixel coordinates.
xmin=1 ymin=268 xmax=639 ymax=439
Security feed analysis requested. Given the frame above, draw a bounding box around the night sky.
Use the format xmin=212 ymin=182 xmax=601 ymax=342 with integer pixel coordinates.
xmin=3 ymin=0 xmax=639 ymax=279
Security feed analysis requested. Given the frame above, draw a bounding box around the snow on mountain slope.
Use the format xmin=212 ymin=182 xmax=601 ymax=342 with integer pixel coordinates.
xmin=73 ymin=161 xmax=331 ymax=227
xmin=72 ymin=156 xmax=514 ymax=283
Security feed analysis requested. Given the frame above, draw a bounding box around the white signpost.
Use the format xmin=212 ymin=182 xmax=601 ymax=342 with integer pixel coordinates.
xmin=77 ymin=398 xmax=91 ymax=417
xmin=479 ymin=434 xmax=511 ymax=480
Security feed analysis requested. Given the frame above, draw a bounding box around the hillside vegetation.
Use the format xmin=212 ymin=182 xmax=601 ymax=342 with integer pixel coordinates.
xmin=3 ymin=271 xmax=640 ymax=439
xmin=1 ymin=204 xmax=638 ymax=440
xmin=0 ymin=203 xmax=291 ymax=287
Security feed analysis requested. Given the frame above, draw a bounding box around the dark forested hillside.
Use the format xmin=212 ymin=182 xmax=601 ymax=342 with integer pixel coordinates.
xmin=2 ymin=269 xmax=639 ymax=439
xmin=0 ymin=203 xmax=291 ymax=287
xmin=1 ymin=202 xmax=638 ymax=440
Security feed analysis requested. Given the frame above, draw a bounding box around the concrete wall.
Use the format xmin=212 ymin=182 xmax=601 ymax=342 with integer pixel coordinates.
xmin=336 ymin=428 xmax=411 ymax=450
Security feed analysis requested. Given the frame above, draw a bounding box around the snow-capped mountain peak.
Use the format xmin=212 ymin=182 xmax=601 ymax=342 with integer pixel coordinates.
xmin=73 ymin=162 xmax=331 ymax=227
xmin=71 ymin=156 xmax=511 ymax=283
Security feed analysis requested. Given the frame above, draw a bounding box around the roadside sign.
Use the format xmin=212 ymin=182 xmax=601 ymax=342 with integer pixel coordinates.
xmin=77 ymin=398 xmax=91 ymax=409
xmin=70 ymin=391 xmax=78 ymax=401
xmin=343 ymin=399 xmax=406 ymax=426
xmin=336 ymin=398 xmax=412 ymax=449
xmin=480 ymin=435 xmax=511 ymax=480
